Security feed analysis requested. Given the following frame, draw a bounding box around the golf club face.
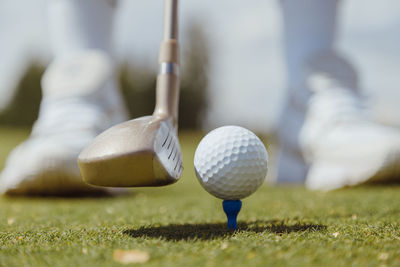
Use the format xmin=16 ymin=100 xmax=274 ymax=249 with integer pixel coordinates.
xmin=78 ymin=115 xmax=183 ymax=187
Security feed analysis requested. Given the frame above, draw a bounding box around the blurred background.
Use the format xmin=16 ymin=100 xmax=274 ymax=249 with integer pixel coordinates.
xmin=0 ymin=0 xmax=400 ymax=132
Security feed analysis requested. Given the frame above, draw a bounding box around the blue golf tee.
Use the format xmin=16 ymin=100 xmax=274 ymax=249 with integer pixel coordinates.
xmin=222 ymin=200 xmax=242 ymax=230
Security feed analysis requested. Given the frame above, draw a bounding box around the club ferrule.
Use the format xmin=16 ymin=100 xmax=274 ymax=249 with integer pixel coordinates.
xmin=158 ymin=62 xmax=179 ymax=76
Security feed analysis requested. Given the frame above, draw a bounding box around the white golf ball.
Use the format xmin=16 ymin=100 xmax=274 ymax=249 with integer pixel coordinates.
xmin=194 ymin=126 xmax=268 ymax=200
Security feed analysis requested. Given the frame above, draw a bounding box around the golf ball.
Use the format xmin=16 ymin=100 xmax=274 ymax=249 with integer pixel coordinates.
xmin=194 ymin=126 xmax=268 ymax=200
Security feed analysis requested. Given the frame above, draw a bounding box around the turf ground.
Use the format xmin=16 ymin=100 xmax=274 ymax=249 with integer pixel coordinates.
xmin=1 ymin=127 xmax=400 ymax=266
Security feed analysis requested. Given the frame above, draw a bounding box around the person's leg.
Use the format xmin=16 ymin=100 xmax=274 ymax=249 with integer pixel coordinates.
xmin=277 ymin=0 xmax=342 ymax=184
xmin=0 ymin=0 xmax=128 ymax=195
xmin=277 ymin=0 xmax=400 ymax=189
xmin=281 ymin=0 xmax=340 ymax=89
xmin=48 ymin=0 xmax=115 ymax=57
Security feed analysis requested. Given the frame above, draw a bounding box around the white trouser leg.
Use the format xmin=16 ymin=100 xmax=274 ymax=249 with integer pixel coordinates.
xmin=47 ymin=0 xmax=115 ymax=57
xmin=276 ymin=0 xmax=343 ymax=183
xmin=281 ymin=0 xmax=338 ymax=88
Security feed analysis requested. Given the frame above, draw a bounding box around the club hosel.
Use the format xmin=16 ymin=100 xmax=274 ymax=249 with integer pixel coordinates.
xmin=154 ymin=72 xmax=179 ymax=128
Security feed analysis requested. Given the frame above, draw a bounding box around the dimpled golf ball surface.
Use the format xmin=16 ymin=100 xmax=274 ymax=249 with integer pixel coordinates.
xmin=194 ymin=126 xmax=268 ymax=200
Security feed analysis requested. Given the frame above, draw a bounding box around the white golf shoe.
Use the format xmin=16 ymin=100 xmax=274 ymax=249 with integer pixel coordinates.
xmin=277 ymin=51 xmax=400 ymax=190
xmin=0 ymin=50 xmax=128 ymax=195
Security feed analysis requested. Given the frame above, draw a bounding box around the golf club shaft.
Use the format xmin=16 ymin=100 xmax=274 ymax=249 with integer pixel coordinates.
xmin=154 ymin=0 xmax=180 ymax=129
xmin=163 ymin=0 xmax=178 ymax=40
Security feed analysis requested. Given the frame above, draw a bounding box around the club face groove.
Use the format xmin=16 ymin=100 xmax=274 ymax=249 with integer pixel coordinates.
xmin=167 ymin=138 xmax=172 ymax=149
xmin=162 ymin=132 xmax=169 ymax=147
xmin=174 ymin=162 xmax=179 ymax=171
xmin=168 ymin=147 xmax=174 ymax=159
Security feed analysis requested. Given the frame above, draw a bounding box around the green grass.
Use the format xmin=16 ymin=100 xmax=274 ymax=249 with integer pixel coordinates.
xmin=1 ymin=127 xmax=400 ymax=266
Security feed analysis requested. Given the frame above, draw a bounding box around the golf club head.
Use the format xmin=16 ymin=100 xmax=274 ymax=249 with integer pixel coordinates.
xmin=79 ymin=0 xmax=181 ymax=188
xmin=78 ymin=116 xmax=183 ymax=187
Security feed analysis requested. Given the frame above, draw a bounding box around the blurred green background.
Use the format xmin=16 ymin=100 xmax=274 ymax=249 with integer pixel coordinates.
xmin=0 ymin=22 xmax=209 ymax=130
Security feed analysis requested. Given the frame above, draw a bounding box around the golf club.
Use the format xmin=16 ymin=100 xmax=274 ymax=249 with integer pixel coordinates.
xmin=78 ymin=0 xmax=182 ymax=187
